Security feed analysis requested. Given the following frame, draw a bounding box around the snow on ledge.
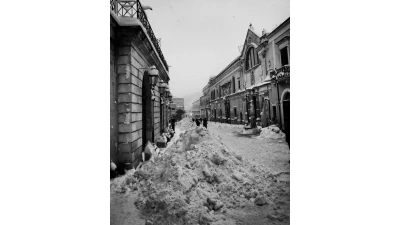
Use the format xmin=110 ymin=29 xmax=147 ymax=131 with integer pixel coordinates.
xmin=110 ymin=10 xmax=169 ymax=77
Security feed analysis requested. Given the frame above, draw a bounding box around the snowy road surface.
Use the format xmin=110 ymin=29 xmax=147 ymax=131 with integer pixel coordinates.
xmin=111 ymin=119 xmax=290 ymax=225
xmin=206 ymin=121 xmax=290 ymax=176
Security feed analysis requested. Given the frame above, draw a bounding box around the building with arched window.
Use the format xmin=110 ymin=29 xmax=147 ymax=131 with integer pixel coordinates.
xmin=245 ymin=46 xmax=260 ymax=71
xmin=200 ymin=18 xmax=290 ymax=144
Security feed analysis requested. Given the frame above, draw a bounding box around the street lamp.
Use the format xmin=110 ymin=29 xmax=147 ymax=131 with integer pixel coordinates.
xmin=139 ymin=65 xmax=159 ymax=101
xmin=148 ymin=66 xmax=159 ymax=102
xmin=148 ymin=65 xmax=159 ymax=87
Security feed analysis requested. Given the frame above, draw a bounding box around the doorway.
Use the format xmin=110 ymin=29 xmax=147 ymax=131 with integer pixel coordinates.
xmin=252 ymin=95 xmax=257 ymax=127
xmin=142 ymin=71 xmax=153 ymax=148
xmin=225 ymin=101 xmax=230 ymax=123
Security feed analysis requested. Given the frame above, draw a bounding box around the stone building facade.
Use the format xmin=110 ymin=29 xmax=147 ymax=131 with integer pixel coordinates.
xmin=110 ymin=0 xmax=172 ymax=169
xmin=201 ymin=18 xmax=290 ymax=143
xmin=200 ymin=83 xmax=211 ymax=119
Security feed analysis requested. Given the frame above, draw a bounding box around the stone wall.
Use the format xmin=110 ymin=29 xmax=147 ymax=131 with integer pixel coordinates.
xmin=111 ymin=16 xmax=169 ymax=169
xmin=110 ymin=17 xmax=119 ymax=164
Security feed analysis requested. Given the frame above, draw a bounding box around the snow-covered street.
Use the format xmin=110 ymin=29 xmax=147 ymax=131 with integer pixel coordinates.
xmin=111 ymin=118 xmax=290 ymax=225
xmin=206 ymin=122 xmax=290 ymax=177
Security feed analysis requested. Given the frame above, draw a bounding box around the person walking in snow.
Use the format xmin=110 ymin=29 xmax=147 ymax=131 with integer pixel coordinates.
xmin=203 ymin=117 xmax=208 ymax=129
xmin=171 ymin=118 xmax=176 ymax=131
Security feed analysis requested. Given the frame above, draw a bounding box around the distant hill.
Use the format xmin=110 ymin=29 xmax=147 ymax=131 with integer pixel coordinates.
xmin=182 ymin=92 xmax=202 ymax=110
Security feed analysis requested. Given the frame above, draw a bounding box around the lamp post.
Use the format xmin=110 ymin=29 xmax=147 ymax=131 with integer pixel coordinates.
xmin=148 ymin=65 xmax=159 ymax=101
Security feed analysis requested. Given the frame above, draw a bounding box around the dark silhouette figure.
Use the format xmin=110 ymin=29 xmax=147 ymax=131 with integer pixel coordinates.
xmin=195 ymin=119 xmax=200 ymax=126
xmin=171 ymin=118 xmax=176 ymax=131
xmin=203 ymin=118 xmax=208 ymax=129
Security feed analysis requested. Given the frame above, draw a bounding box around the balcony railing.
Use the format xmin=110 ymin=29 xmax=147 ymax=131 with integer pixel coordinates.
xmin=110 ymin=0 xmax=168 ymax=71
xmin=271 ymin=65 xmax=290 ymax=81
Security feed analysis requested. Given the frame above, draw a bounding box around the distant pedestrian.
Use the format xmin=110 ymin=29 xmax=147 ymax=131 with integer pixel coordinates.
xmin=203 ymin=117 xmax=208 ymax=129
xmin=171 ymin=118 xmax=176 ymax=131
xmin=195 ymin=119 xmax=200 ymax=126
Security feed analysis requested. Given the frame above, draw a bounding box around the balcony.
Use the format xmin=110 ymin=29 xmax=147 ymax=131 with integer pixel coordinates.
xmin=271 ymin=65 xmax=290 ymax=82
xmin=110 ymin=0 xmax=168 ymax=71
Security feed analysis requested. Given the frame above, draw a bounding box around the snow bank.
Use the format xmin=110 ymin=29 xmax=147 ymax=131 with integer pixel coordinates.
xmin=260 ymin=125 xmax=286 ymax=139
xmin=110 ymin=118 xmax=290 ymax=224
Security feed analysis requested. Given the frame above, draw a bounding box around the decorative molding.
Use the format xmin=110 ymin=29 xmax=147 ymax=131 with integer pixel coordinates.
xmin=276 ymin=35 xmax=290 ymax=46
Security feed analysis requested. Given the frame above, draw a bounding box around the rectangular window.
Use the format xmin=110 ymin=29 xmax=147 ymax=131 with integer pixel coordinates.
xmin=232 ymin=78 xmax=235 ymax=93
xmin=280 ymin=46 xmax=289 ymax=66
xmin=234 ymin=108 xmax=237 ymax=118
xmin=238 ymin=79 xmax=240 ymax=90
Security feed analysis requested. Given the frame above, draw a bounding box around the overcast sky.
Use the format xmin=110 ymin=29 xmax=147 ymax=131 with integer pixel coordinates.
xmin=142 ymin=0 xmax=290 ymax=98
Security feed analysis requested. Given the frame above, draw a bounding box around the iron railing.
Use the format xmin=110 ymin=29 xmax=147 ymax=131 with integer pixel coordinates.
xmin=110 ymin=0 xmax=168 ymax=71
xmin=271 ymin=65 xmax=290 ymax=81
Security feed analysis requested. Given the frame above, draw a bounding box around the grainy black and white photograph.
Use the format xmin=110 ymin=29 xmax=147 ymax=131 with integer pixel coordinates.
xmin=110 ymin=0 xmax=290 ymax=224
xmin=3 ymin=1 xmax=400 ymax=225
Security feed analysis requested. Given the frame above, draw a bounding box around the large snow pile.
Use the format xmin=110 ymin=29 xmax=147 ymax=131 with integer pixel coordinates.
xmin=111 ymin=119 xmax=289 ymax=225
xmin=260 ymin=125 xmax=286 ymax=139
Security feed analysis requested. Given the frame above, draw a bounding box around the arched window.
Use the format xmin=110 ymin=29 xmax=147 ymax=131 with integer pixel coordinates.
xmin=245 ymin=47 xmax=260 ymax=71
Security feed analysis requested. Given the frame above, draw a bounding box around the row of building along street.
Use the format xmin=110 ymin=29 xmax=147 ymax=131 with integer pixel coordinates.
xmin=110 ymin=1 xmax=290 ymax=224
xmin=197 ymin=18 xmax=290 ymax=146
